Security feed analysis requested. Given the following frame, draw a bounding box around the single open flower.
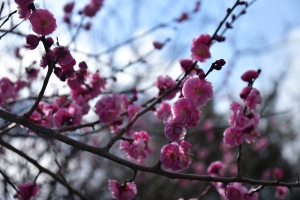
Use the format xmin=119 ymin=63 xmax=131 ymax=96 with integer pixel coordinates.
xmin=29 ymin=9 xmax=57 ymax=35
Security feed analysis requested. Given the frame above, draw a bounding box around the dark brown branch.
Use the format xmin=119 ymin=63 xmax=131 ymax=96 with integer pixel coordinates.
xmin=0 ymin=109 xmax=300 ymax=188
xmin=23 ymin=60 xmax=54 ymax=119
xmin=0 ymin=137 xmax=88 ymax=200
xmin=0 ymin=10 xmax=17 ymax=28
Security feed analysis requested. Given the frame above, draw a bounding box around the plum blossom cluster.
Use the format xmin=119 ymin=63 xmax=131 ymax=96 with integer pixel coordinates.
xmin=68 ymin=61 xmax=106 ymax=114
xmin=0 ymin=78 xmax=27 ymax=107
xmin=160 ymin=140 xmax=192 ymax=171
xmin=108 ymin=180 xmax=137 ymax=200
xmin=223 ymin=70 xmax=262 ymax=147
xmin=207 ymin=161 xmax=259 ymax=200
xmin=30 ymin=96 xmax=83 ymax=128
xmin=40 ymin=45 xmax=78 ymax=81
xmin=157 ymin=59 xmax=214 ymax=171
xmin=162 ymin=77 xmax=213 ymax=143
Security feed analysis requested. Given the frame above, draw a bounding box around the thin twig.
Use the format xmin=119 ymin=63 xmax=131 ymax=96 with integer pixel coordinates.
xmin=0 ymin=138 xmax=88 ymax=200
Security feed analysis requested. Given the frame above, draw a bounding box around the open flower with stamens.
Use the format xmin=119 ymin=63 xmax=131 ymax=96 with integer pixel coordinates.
xmin=182 ymin=77 xmax=213 ymax=106
xmin=29 ymin=9 xmax=57 ymax=35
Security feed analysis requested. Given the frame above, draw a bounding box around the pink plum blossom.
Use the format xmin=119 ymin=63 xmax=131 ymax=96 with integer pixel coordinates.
xmin=171 ymin=97 xmax=200 ymax=127
xmin=26 ymin=67 xmax=39 ymax=79
xmin=25 ymin=34 xmax=40 ymax=50
xmin=87 ymin=71 xmax=106 ymax=98
xmin=63 ymin=1 xmax=75 ymax=13
xmin=241 ymin=70 xmax=260 ymax=82
xmin=245 ymin=128 xmax=260 ymax=143
xmin=245 ymin=188 xmax=259 ymax=200
xmin=223 ymin=127 xmax=244 ymax=148
xmin=29 ymin=9 xmax=57 ymax=35
xmin=14 ymin=0 xmax=34 ymax=19
xmin=207 ymin=161 xmax=224 ymax=176
xmin=251 ymin=137 xmax=268 ymax=151
xmin=17 ymin=182 xmax=39 ymax=200
xmin=245 ymin=88 xmax=262 ymax=111
xmin=191 ymin=34 xmax=211 ymax=62
xmin=239 ymin=86 xmax=251 ymax=100
xmin=120 ymin=131 xmax=152 ymax=161
xmin=156 ymin=75 xmax=178 ymax=100
xmin=153 ymin=41 xmax=164 ymax=49
xmin=82 ymin=1 xmax=104 ymax=17
xmin=40 ymin=49 xmax=55 ymax=68
xmin=154 ymin=102 xmax=171 ymax=121
xmin=95 ymin=94 xmax=125 ymax=124
xmin=160 ymin=142 xmax=179 ymax=169
xmin=160 ymin=141 xmax=192 ymax=171
xmin=225 ymin=183 xmax=247 ymax=200
xmin=229 ymin=102 xmax=243 ymax=126
xmin=182 ymin=78 xmax=213 ymax=106
xmin=53 ymin=105 xmax=82 ymax=128
xmin=273 ymin=168 xmax=283 ymax=180
xmin=164 ymin=119 xmax=186 ymax=142
xmin=276 ymin=186 xmax=288 ymax=199
xmin=0 ymin=77 xmax=15 ymax=99
xmin=53 ymin=47 xmax=74 ymax=66
xmin=127 ymin=104 xmax=141 ymax=120
xmin=108 ymin=180 xmax=137 ymax=200
xmin=179 ymin=58 xmax=197 ymax=75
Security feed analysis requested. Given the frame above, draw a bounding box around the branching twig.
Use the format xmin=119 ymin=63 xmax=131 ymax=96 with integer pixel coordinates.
xmin=0 ymin=109 xmax=300 ymax=189
xmin=0 ymin=138 xmax=88 ymax=200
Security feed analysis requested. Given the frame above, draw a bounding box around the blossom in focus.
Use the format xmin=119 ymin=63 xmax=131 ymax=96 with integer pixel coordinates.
xmin=108 ymin=180 xmax=137 ymax=200
xmin=182 ymin=77 xmax=214 ymax=106
xmin=17 ymin=182 xmax=39 ymax=200
xmin=191 ymin=34 xmax=211 ymax=62
xmin=29 ymin=9 xmax=57 ymax=35
xmin=171 ymin=97 xmax=200 ymax=127
xmin=223 ymin=127 xmax=242 ymax=148
xmin=160 ymin=141 xmax=192 ymax=171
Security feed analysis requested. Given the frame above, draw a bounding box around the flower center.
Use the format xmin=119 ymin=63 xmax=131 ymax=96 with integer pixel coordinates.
xmin=180 ymin=108 xmax=188 ymax=116
xmin=194 ymin=87 xmax=202 ymax=95
xmin=197 ymin=45 xmax=206 ymax=56
xmin=40 ymin=19 xmax=49 ymax=28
